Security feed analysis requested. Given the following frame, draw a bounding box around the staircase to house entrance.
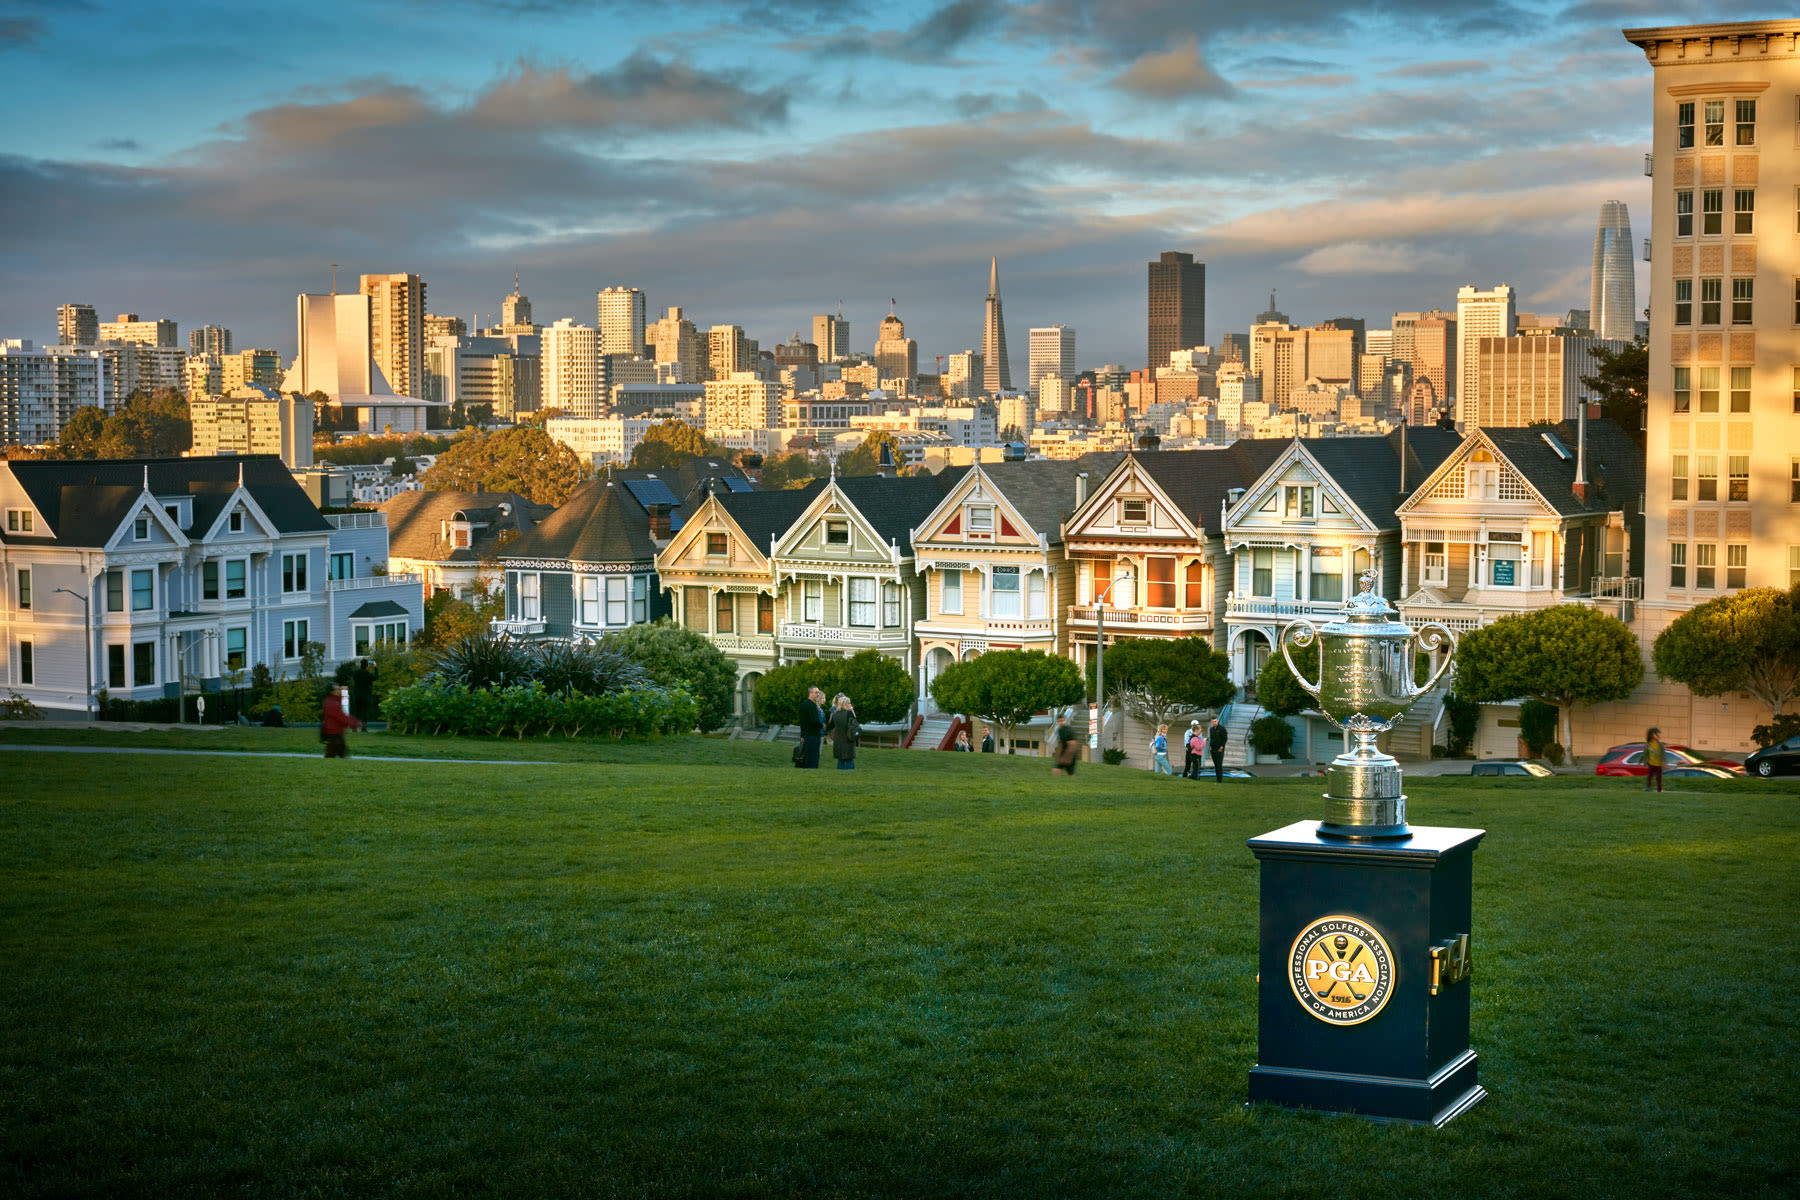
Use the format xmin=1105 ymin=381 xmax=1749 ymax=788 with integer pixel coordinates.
xmin=909 ymin=714 xmax=954 ymax=750
xmin=1222 ymin=702 xmax=1261 ymax=767
xmin=1385 ymin=678 xmax=1449 ymax=761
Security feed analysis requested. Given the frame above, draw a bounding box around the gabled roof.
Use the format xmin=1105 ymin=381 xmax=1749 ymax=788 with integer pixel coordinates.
xmin=608 ymin=458 xmax=750 ymax=529
xmin=498 ymin=480 xmax=658 ymax=565
xmin=1480 ymin=419 xmax=1643 ymax=518
xmin=1123 ymin=442 xmax=1290 ymax=532
xmin=957 ymin=453 xmax=1124 ymax=545
xmin=828 ymin=470 xmax=967 ymax=555
xmin=381 ymin=489 xmax=550 ymax=563
xmin=714 ymin=482 xmax=825 ymax=553
xmin=349 ymin=599 xmax=410 ymax=619
xmin=2 ymin=455 xmax=329 ymax=548
xmin=1296 ymin=427 xmax=1463 ymax=528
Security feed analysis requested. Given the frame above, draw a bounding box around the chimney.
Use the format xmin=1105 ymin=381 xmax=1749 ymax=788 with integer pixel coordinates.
xmin=877 ymin=440 xmax=895 ymax=477
xmin=1075 ymin=471 xmax=1088 ymax=509
xmin=647 ymin=501 xmax=672 ymax=541
xmin=1572 ymin=405 xmax=1590 ymax=503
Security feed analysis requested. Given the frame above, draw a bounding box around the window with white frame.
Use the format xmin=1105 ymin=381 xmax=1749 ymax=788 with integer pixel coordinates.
xmin=1729 ymin=455 xmax=1749 ymax=502
xmin=706 ymin=532 xmax=728 ymax=557
xmin=632 ymin=576 xmax=647 ymax=623
xmin=1468 ymin=466 xmax=1499 ymax=501
xmin=1118 ymin=498 xmax=1148 ymax=525
xmin=134 ymin=515 xmax=150 ymax=541
xmin=281 ymin=552 xmax=307 ymax=593
xmin=130 ymin=568 xmax=153 ymax=612
xmin=133 ymin=641 xmax=155 ymax=685
xmin=1701 ymin=278 xmax=1721 ymax=325
xmin=17 ymin=639 xmax=31 ymax=686
xmin=330 ymin=552 xmax=354 ymax=581
xmin=606 ymin=577 xmax=628 ymax=625
xmin=967 ymin=505 xmax=995 ymax=535
xmin=1730 ymin=367 xmax=1751 ymax=413
xmin=1676 ymin=191 xmax=1693 ymax=237
xmin=1675 ymin=280 xmax=1692 ymax=326
xmin=1735 ymin=97 xmax=1755 ymax=145
xmin=1735 ymin=189 xmax=1755 ymax=235
xmin=1704 ymin=100 xmax=1724 ymax=146
xmin=991 ymin=566 xmax=1022 ymax=617
xmin=228 ymin=510 xmax=243 ymax=533
xmin=1028 ymin=571 xmax=1047 ymax=619
xmin=107 ymin=644 xmax=125 ymax=688
xmin=1733 ymin=278 xmax=1754 ymax=325
xmin=1698 ymin=367 xmax=1720 ymax=412
xmin=1251 ymin=548 xmax=1274 ymax=596
xmin=1695 ymin=543 xmax=1717 ymax=589
xmin=1310 ymin=548 xmax=1343 ymax=602
xmin=824 ymin=520 xmax=850 ymax=546
xmin=1792 ymin=457 xmax=1800 ymax=502
xmin=1486 ymin=534 xmax=1522 ymax=587
xmin=1674 ymin=366 xmax=1690 ymax=412
xmin=1670 ymin=542 xmax=1687 ymax=589
xmin=803 ymin=579 xmax=822 ymax=622
xmin=517 ymin=572 xmax=541 ymax=620
xmin=202 ymin=561 xmax=219 ymax=600
xmin=1422 ymin=542 xmax=1447 ymax=586
xmin=105 ymin=570 xmax=123 ymax=612
xmin=354 ymin=622 xmax=407 ymax=656
xmin=5 ymin=508 xmax=32 ymax=533
xmin=1283 ymin=485 xmax=1315 ymax=518
xmin=1790 ymin=546 xmax=1800 ymax=588
xmin=848 ymin=578 xmax=876 ymax=627
xmin=15 ymin=567 xmax=30 ymax=611
xmin=1530 ymin=531 xmax=1550 ymax=588
xmin=225 ymin=628 xmax=247 ymax=672
xmin=1677 ymin=100 xmax=1694 ymax=148
xmin=1696 ymin=454 xmax=1718 ymax=501
xmin=225 ymin=559 xmax=246 ymax=599
xmin=882 ymin=582 xmax=901 ymax=627
xmin=1727 ymin=544 xmax=1747 ymax=590
xmin=940 ymin=569 xmax=962 ymax=614
xmin=580 ymin=577 xmax=600 ymax=625
xmin=282 ymin=619 xmax=308 ymax=659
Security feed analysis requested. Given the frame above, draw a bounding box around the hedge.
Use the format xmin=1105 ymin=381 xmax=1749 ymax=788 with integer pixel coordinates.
xmin=379 ymin=680 xmax=697 ymax=739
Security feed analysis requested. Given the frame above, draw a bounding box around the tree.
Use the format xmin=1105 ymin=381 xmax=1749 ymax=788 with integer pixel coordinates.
xmin=760 ymin=451 xmax=820 ymax=490
xmin=420 ymin=583 xmax=505 ymax=650
xmin=932 ymin=650 xmax=1084 ymax=752
xmin=1256 ymin=642 xmax=1320 ymax=718
xmin=421 ymin=426 xmax=587 ymax=505
xmin=1652 ymin=587 xmax=1800 ymax=719
xmin=1082 ymin=636 xmax=1236 ymax=729
xmin=1453 ymin=605 xmax=1644 ymax=755
xmin=629 ymin=420 xmax=720 ymax=470
xmin=600 ymin=620 xmax=737 ymax=731
xmin=55 ymin=406 xmax=107 ymax=458
xmin=836 ymin=430 xmax=901 ymax=478
xmin=834 ymin=649 xmax=915 ymax=724
xmin=1579 ymin=337 xmax=1648 ymax=450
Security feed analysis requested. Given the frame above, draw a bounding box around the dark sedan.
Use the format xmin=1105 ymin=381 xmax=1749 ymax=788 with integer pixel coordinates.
xmin=1745 ymin=735 xmax=1800 ymax=778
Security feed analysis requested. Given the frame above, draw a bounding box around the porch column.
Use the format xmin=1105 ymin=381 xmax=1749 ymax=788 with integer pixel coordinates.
xmin=1401 ymin=541 xmax=1411 ymax=596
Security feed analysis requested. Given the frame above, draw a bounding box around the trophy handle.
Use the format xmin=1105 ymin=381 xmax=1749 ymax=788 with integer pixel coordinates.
xmin=1279 ymin=619 xmax=1324 ymax=697
xmin=1409 ymin=622 xmax=1457 ymax=698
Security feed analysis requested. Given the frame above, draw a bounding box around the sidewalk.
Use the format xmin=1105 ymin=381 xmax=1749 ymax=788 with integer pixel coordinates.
xmin=0 ymin=744 xmax=564 ymax=766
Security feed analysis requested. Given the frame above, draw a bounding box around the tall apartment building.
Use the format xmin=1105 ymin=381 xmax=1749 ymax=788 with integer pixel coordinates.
xmin=184 ymin=353 xmax=222 ymax=398
xmin=708 ymin=325 xmax=751 ymax=382
xmin=1249 ymin=324 xmax=1357 ymax=407
xmin=99 ymin=343 xmax=186 ymax=401
xmin=98 ymin=314 xmax=177 ymax=347
xmin=56 ymin=303 xmax=97 ymax=347
xmin=0 ymin=341 xmax=106 ymax=446
xmin=1147 ymin=250 xmax=1205 ymax=370
xmin=703 ymin=372 xmax=780 ymax=432
xmin=1454 ymin=284 xmax=1517 ymax=428
xmin=874 ymin=310 xmax=918 ymax=390
xmin=1626 ymin=19 xmax=1800 ymax=603
xmin=189 ymin=390 xmax=314 ymax=467
xmin=1590 ymin=201 xmax=1639 ymax=341
xmin=1471 ymin=332 xmax=1628 ymax=427
xmin=945 ymin=351 xmax=983 ymax=400
xmin=359 ymin=273 xmax=427 ymax=399
xmin=598 ymin=287 xmax=648 ymax=357
xmin=812 ymin=312 xmax=849 ymax=363
xmin=542 ymin=319 xmax=606 ymax=419
xmin=221 ymin=349 xmax=283 ymax=395
xmin=189 ymin=325 xmax=232 ymax=357
xmin=982 ymin=257 xmax=1012 ymax=393
xmin=648 ymin=307 xmax=701 ymax=382
xmin=1028 ymin=325 xmax=1076 ymax=393
xmin=424 ymin=314 xmax=467 ymax=342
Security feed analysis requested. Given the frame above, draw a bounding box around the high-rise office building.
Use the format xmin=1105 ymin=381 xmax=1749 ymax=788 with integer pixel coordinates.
xmin=184 ymin=353 xmax=223 ymax=398
xmin=812 ymin=312 xmax=849 ymax=363
xmin=1627 ymin=19 xmax=1800 ymax=606
xmin=189 ymin=325 xmax=232 ymax=357
xmin=875 ymin=310 xmax=918 ymax=389
xmin=982 ymin=257 xmax=1012 ymax=393
xmin=1454 ymin=284 xmax=1516 ymax=428
xmin=542 ymin=319 xmax=605 ymax=419
xmin=424 ymin=314 xmax=467 ymax=342
xmin=648 ymin=307 xmax=701 ymax=382
xmin=708 ymin=325 xmax=751 ymax=382
xmin=221 ymin=348 xmax=283 ymax=394
xmin=1402 ymin=311 xmax=1456 ymax=410
xmin=1028 ymin=326 xmax=1076 ymax=394
xmin=945 ymin=351 xmax=983 ymax=400
xmin=1471 ymin=331 xmax=1627 ymax=427
xmin=597 ymin=287 xmax=647 ymax=357
xmin=1590 ymin=201 xmax=1638 ymax=342
xmin=56 ymin=303 xmax=97 ymax=347
xmin=501 ymin=275 xmax=534 ymax=334
xmin=98 ymin=314 xmax=177 ymax=347
xmin=359 ymin=273 xmax=427 ymax=399
xmin=1147 ymin=251 xmax=1205 ymax=370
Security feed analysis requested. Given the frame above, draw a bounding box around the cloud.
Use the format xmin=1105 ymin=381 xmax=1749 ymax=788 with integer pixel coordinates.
xmin=1379 ymin=59 xmax=1491 ymax=79
xmin=1107 ymin=37 xmax=1233 ymax=99
xmin=1294 ymin=240 xmax=1469 ymax=276
xmin=811 ymin=0 xmax=1009 ymax=62
xmin=474 ymin=55 xmax=789 ymax=131
xmin=0 ymin=17 xmax=44 ymax=46
xmin=93 ymin=137 xmax=140 ymax=152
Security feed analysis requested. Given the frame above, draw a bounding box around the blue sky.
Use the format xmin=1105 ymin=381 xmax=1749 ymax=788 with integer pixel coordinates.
xmin=0 ymin=0 xmax=1772 ymax=369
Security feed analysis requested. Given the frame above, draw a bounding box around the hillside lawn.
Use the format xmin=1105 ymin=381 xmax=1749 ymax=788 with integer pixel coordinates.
xmin=2 ymin=728 xmax=1796 ymax=1199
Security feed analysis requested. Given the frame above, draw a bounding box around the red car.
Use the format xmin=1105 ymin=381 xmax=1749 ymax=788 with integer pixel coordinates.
xmin=1594 ymin=743 xmax=1746 ymax=776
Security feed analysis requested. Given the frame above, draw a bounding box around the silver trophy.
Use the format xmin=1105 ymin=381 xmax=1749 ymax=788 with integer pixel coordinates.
xmin=1279 ymin=570 xmax=1455 ymax=839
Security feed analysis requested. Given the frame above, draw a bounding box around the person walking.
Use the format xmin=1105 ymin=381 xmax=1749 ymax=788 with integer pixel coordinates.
xmin=1152 ymin=724 xmax=1174 ymax=775
xmin=1182 ymin=720 xmax=1203 ymax=778
xmin=1051 ymin=715 xmax=1080 ymax=776
xmin=1644 ymin=727 xmax=1665 ymax=793
xmin=320 ymin=684 xmax=363 ymax=759
xmin=351 ymin=657 xmax=378 ymax=723
xmin=829 ymin=694 xmax=860 ymax=770
xmin=1207 ymin=716 xmax=1228 ymax=783
xmin=979 ymin=726 xmax=996 ymax=753
xmin=953 ymin=730 xmax=972 ymax=751
xmin=798 ymin=685 xmax=826 ymax=768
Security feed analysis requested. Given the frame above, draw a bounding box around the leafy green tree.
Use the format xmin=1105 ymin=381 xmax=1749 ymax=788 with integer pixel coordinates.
xmin=836 ymin=430 xmax=902 ymax=478
xmin=752 ymin=660 xmax=820 ymax=727
xmin=1579 ymin=337 xmax=1648 ymax=450
xmin=1652 ymin=587 xmax=1800 ymax=719
xmin=1255 ymin=642 xmax=1320 ymax=718
xmin=760 ymin=451 xmax=820 ymax=490
xmin=834 ymin=649 xmax=916 ymax=724
xmin=420 ymin=582 xmax=505 ymax=650
xmin=933 ymin=650 xmax=1084 ymax=752
xmin=421 ymin=426 xmax=587 ymax=505
xmin=1518 ymin=699 xmax=1560 ymax=757
xmin=629 ymin=419 xmax=721 ymax=469
xmin=601 ymin=620 xmax=737 ymax=731
xmin=56 ymin=406 xmax=107 ymax=457
xmin=1453 ymin=605 xmax=1644 ymax=755
xmin=1082 ymin=636 xmax=1236 ymax=729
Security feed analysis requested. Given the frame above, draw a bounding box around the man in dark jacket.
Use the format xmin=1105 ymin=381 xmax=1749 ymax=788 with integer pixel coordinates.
xmin=1208 ymin=717 xmax=1228 ymax=782
xmin=979 ymin=726 xmax=995 ymax=753
xmin=798 ymin=686 xmax=826 ymax=768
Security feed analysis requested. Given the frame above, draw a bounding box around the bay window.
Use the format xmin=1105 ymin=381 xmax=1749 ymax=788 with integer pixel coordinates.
xmin=803 ymin=579 xmax=822 ymax=623
xmin=991 ymin=567 xmax=1022 ymax=617
xmin=883 ymin=582 xmax=901 ymax=627
xmin=1028 ymin=571 xmax=1047 ymax=619
xmin=848 ymin=578 xmax=876 ymax=627
xmin=1422 ymin=542 xmax=1447 ymax=587
xmin=1309 ymin=549 xmax=1343 ymax=602
xmin=1144 ymin=556 xmax=1175 ymax=608
xmin=606 ymin=577 xmax=628 ymax=625
xmin=580 ymin=577 xmax=600 ymax=626
xmin=940 ymin=569 xmax=962 ymax=615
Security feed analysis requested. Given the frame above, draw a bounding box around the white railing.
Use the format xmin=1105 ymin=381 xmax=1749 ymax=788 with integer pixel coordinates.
xmin=713 ymin=633 xmax=776 ymax=655
xmin=779 ymin=623 xmax=899 ymax=645
xmin=1591 ymin=576 xmax=1644 ymax=600
xmin=326 ymin=511 xmax=388 ymax=529
xmin=491 ymin=617 xmax=546 ymax=636
xmin=1224 ymin=596 xmax=1343 ymax=620
xmin=1067 ymin=607 xmax=1210 ymax=628
xmin=328 ymin=573 xmax=421 ymax=591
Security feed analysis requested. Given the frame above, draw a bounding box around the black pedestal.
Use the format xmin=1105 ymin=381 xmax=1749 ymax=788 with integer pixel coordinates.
xmin=1246 ymin=820 xmax=1486 ymax=1127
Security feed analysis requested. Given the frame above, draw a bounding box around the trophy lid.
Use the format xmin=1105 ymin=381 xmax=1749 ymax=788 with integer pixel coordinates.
xmin=1336 ymin=569 xmax=1404 ymax=628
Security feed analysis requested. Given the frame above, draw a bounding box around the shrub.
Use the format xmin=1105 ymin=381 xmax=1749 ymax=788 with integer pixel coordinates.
xmin=600 ymin=621 xmax=735 ymax=731
xmin=427 ymin=634 xmax=537 ymax=691
xmin=1249 ymin=714 xmax=1295 ymax=757
xmin=1545 ymin=742 xmax=1566 ymax=766
xmin=2 ymin=688 xmax=43 ymax=720
xmin=756 ymin=650 xmax=916 ymax=726
xmin=1443 ymin=693 xmax=1480 ymax=758
xmin=532 ymin=640 xmax=651 ymax=697
xmin=1431 ymin=743 xmax=1448 ymax=759
xmin=1519 ymin=699 xmax=1560 ymax=758
xmin=1751 ymin=712 xmax=1800 ymax=749
xmin=1101 ymin=747 xmax=1127 ymax=765
xmin=380 ymin=680 xmax=696 ymax=739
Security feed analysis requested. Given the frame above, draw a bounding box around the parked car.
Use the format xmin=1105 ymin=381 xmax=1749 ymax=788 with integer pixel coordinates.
xmin=1744 ymin=735 xmax=1800 ymax=778
xmin=1471 ymin=760 xmax=1555 ymax=777
xmin=1661 ymin=765 xmax=1741 ymax=781
xmin=1594 ymin=743 xmax=1745 ymax=776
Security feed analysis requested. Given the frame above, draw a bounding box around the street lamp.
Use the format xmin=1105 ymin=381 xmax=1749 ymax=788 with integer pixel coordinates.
xmin=52 ymin=587 xmax=93 ymax=718
xmin=174 ymin=630 xmax=219 ymax=724
xmin=1090 ymin=566 xmax=1136 ymax=761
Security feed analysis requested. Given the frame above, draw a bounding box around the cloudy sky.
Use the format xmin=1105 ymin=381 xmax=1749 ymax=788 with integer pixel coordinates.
xmin=0 ymin=0 xmax=1770 ymax=370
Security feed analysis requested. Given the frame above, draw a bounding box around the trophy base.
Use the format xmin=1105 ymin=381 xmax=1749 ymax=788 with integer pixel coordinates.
xmin=1319 ymin=754 xmax=1410 ymax=839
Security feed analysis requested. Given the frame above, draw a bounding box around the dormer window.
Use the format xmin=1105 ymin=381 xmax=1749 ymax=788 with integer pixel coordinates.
xmin=1283 ymin=486 xmax=1315 ymax=519
xmin=228 ymin=511 xmax=243 ymax=533
xmin=5 ymin=509 xmax=32 ymax=533
xmin=706 ymin=532 xmax=728 ymax=556
xmin=453 ymin=527 xmax=471 ymax=549
xmin=967 ymin=505 xmax=994 ymax=538
xmin=1119 ymin=498 xmax=1149 ymax=524
xmin=134 ymin=515 xmax=150 ymax=540
xmin=825 ymin=520 xmax=849 ymax=546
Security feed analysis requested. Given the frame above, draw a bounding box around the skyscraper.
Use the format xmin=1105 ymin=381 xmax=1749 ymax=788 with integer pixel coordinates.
xmin=1028 ymin=326 xmax=1076 ymax=394
xmin=501 ymin=274 xmax=534 ymax=333
xmin=189 ymin=325 xmax=232 ymax=357
xmin=1590 ymin=201 xmax=1637 ymax=341
xmin=812 ymin=312 xmax=849 ymax=363
xmin=542 ymin=319 xmax=604 ymax=418
xmin=875 ymin=309 xmax=917 ymax=389
xmin=648 ymin=307 xmax=701 ymax=382
xmin=597 ymin=287 xmax=647 ymax=357
xmin=359 ymin=273 xmax=427 ymax=400
xmin=1147 ymin=251 xmax=1205 ymax=370
xmin=56 ymin=303 xmax=97 ymax=347
xmin=1454 ymin=284 xmax=1516 ymax=429
xmin=982 ymin=257 xmax=1012 ymax=393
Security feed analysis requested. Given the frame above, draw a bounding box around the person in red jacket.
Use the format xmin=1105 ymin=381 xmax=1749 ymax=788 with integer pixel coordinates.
xmin=320 ymin=684 xmax=363 ymax=759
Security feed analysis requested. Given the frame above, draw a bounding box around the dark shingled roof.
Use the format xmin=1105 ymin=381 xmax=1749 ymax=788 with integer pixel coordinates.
xmin=3 ymin=455 xmax=329 ymax=547
xmin=831 ymin=469 xmax=967 ymax=555
xmin=1298 ymin=427 xmax=1463 ymax=528
xmin=1482 ymin=417 xmax=1644 ymax=518
xmin=965 ymin=452 xmax=1125 ymax=544
xmin=608 ymin=458 xmax=750 ymax=528
xmin=713 ymin=481 xmax=826 ymax=555
xmin=1129 ymin=441 xmax=1291 ymax=535
xmin=497 ymin=479 xmax=658 ymax=565
xmin=381 ymin=489 xmax=550 ymax=563
xmin=348 ymin=600 xmax=410 ymax=619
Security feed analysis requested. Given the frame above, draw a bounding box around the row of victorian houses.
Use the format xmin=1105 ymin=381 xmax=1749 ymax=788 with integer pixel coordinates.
xmin=467 ymin=414 xmax=1643 ymax=759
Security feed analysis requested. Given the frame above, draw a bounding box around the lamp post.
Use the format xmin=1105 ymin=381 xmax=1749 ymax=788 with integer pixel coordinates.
xmin=1090 ymin=567 xmax=1135 ymax=762
xmin=52 ymin=586 xmax=93 ymax=718
xmin=174 ymin=629 xmax=218 ymax=725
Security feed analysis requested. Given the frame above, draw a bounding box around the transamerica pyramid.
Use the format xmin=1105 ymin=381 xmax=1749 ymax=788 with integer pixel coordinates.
xmin=982 ymin=256 xmax=1011 ymax=394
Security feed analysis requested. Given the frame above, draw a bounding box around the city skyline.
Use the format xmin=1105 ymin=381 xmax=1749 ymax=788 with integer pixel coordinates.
xmin=0 ymin=2 xmax=1761 ymax=365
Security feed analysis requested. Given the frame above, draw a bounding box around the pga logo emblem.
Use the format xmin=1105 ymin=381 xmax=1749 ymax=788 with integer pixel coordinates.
xmin=1288 ymin=915 xmax=1395 ymax=1025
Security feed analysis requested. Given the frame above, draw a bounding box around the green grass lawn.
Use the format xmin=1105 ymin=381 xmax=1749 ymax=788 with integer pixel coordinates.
xmin=2 ymin=731 xmax=1796 ymax=1199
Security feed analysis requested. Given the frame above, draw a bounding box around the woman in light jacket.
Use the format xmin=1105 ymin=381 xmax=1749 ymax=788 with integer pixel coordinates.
xmin=830 ymin=694 xmax=860 ymax=770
